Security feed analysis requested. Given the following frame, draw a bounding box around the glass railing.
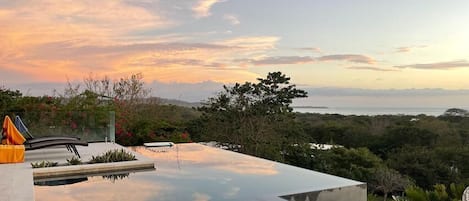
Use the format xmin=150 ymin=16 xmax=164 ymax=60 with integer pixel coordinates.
xmin=2 ymin=110 xmax=115 ymax=142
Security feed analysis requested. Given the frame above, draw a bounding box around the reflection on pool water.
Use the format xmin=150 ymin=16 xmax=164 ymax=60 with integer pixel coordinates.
xmin=34 ymin=143 xmax=366 ymax=201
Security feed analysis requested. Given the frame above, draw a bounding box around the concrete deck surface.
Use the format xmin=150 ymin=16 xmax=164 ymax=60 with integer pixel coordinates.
xmin=0 ymin=142 xmax=155 ymax=201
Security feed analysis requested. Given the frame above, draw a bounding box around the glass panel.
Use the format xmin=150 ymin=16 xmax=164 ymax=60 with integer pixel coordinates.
xmin=5 ymin=111 xmax=115 ymax=142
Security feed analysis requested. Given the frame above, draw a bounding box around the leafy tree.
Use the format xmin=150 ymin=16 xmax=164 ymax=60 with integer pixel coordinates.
xmin=369 ymin=167 xmax=412 ymax=201
xmin=310 ymin=147 xmax=383 ymax=182
xmin=283 ymin=143 xmax=313 ymax=168
xmin=386 ymin=146 xmax=458 ymax=189
xmin=442 ymin=108 xmax=469 ymax=117
xmin=371 ymin=126 xmax=438 ymax=158
xmin=0 ymin=87 xmax=22 ymax=115
xmin=198 ymin=72 xmax=307 ymax=160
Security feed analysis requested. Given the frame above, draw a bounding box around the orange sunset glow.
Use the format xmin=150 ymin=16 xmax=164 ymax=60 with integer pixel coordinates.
xmin=1 ymin=0 xmax=469 ymax=106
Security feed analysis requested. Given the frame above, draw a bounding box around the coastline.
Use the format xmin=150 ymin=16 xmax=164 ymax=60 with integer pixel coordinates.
xmin=293 ymin=106 xmax=452 ymax=116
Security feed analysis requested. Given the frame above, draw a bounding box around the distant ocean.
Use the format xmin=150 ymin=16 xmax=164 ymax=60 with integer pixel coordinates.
xmin=293 ymin=107 xmax=451 ymax=116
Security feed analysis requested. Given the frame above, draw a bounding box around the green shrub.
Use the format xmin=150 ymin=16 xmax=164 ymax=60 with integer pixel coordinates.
xmin=90 ymin=149 xmax=136 ymax=163
xmin=449 ymin=183 xmax=465 ymax=200
xmin=66 ymin=156 xmax=82 ymax=165
xmin=31 ymin=161 xmax=59 ymax=168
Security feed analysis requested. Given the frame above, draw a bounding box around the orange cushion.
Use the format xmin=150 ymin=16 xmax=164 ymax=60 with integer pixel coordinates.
xmin=0 ymin=145 xmax=25 ymax=163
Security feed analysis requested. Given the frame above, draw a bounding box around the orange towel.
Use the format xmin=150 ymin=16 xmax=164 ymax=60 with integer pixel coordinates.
xmin=2 ymin=116 xmax=26 ymax=145
xmin=0 ymin=145 xmax=25 ymax=163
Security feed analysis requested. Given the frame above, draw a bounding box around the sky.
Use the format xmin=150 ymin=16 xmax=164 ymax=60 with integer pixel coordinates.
xmin=1 ymin=0 xmax=469 ymax=107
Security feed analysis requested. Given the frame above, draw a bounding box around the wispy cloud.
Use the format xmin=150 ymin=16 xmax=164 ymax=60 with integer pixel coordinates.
xmin=234 ymin=54 xmax=378 ymax=66
xmin=0 ymin=0 xmax=174 ymax=80
xmin=0 ymin=0 xmax=171 ymax=39
xmin=395 ymin=45 xmax=427 ymax=53
xmin=295 ymin=47 xmax=322 ymax=53
xmin=396 ymin=47 xmax=411 ymax=53
xmin=218 ymin=36 xmax=280 ymax=50
xmin=239 ymin=56 xmax=314 ymax=66
xmin=347 ymin=66 xmax=399 ymax=72
xmin=223 ymin=14 xmax=240 ymax=25
xmin=0 ymin=0 xmax=281 ymax=84
xmin=28 ymin=42 xmax=234 ymax=59
xmin=193 ymin=0 xmax=223 ymax=18
xmin=317 ymin=54 xmax=376 ymax=64
xmin=129 ymin=58 xmax=227 ymax=68
xmin=394 ymin=60 xmax=469 ymax=70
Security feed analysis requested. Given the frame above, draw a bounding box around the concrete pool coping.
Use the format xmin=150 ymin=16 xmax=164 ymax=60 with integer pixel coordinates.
xmin=0 ymin=142 xmax=155 ymax=201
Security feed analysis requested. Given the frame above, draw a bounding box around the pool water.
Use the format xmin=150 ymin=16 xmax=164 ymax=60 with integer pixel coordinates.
xmin=34 ymin=143 xmax=365 ymax=201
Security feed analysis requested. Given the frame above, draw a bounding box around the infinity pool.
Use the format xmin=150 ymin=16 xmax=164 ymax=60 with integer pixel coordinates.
xmin=34 ymin=143 xmax=366 ymax=201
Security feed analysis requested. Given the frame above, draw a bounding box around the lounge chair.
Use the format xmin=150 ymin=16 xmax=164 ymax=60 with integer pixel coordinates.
xmin=2 ymin=116 xmax=88 ymax=158
xmin=14 ymin=115 xmax=88 ymax=157
xmin=23 ymin=138 xmax=88 ymax=158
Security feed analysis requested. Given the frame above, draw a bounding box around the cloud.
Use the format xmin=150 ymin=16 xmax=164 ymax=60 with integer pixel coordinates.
xmin=0 ymin=0 xmax=180 ymax=82
xmin=1 ymin=33 xmax=271 ymax=82
xmin=217 ymin=36 xmax=280 ymax=50
xmin=237 ymin=56 xmax=314 ymax=66
xmin=346 ymin=66 xmax=399 ymax=72
xmin=317 ymin=54 xmax=376 ymax=64
xmin=235 ymin=54 xmax=376 ymax=66
xmin=193 ymin=0 xmax=223 ymax=18
xmin=223 ymin=14 xmax=240 ymax=25
xmin=295 ymin=47 xmax=322 ymax=53
xmin=394 ymin=60 xmax=469 ymax=70
xmin=129 ymin=58 xmax=227 ymax=68
xmin=1 ymin=4 xmax=277 ymax=84
xmin=396 ymin=47 xmax=411 ymax=53
xmin=0 ymin=0 xmax=279 ymax=85
xmin=0 ymin=0 xmax=171 ymax=39
xmin=395 ymin=45 xmax=427 ymax=53
xmin=28 ymin=42 xmax=234 ymax=60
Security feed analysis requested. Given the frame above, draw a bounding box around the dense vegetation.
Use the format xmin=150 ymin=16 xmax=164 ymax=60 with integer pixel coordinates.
xmin=0 ymin=74 xmax=197 ymax=143
xmin=2 ymin=72 xmax=468 ymax=201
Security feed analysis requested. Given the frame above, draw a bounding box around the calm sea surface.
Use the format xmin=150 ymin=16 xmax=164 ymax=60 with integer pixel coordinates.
xmin=293 ymin=107 xmax=450 ymax=116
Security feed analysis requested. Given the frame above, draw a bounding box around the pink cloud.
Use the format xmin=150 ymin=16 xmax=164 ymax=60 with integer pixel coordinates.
xmin=317 ymin=54 xmax=376 ymax=64
xmin=395 ymin=45 xmax=427 ymax=53
xmin=295 ymin=47 xmax=323 ymax=53
xmin=394 ymin=60 xmax=469 ymax=70
xmin=346 ymin=66 xmax=399 ymax=72
xmin=238 ymin=56 xmax=314 ymax=66
xmin=192 ymin=0 xmax=224 ymax=18
xmin=235 ymin=54 xmax=378 ymax=66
